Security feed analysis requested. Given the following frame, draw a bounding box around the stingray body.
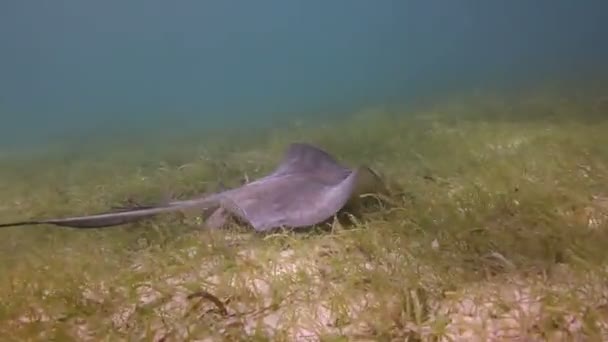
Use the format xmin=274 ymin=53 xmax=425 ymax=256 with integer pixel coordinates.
xmin=0 ymin=143 xmax=386 ymax=232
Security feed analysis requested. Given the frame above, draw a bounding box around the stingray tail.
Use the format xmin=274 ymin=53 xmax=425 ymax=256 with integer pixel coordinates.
xmin=0 ymin=220 xmax=44 ymax=228
xmin=0 ymin=197 xmax=219 ymax=229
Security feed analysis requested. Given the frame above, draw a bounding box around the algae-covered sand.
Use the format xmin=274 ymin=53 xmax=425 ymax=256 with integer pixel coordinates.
xmin=1 ymin=87 xmax=608 ymax=341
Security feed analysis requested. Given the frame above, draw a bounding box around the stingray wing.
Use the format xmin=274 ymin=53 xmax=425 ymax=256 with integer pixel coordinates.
xmin=269 ymin=143 xmax=351 ymax=181
xmin=208 ymin=143 xmax=387 ymax=231
xmin=220 ymin=166 xmax=384 ymax=231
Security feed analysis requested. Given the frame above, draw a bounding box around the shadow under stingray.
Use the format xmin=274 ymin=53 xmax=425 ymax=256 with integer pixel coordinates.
xmin=0 ymin=143 xmax=391 ymax=233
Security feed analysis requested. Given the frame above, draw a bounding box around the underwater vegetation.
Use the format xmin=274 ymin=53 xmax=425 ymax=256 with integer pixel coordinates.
xmin=1 ymin=84 xmax=608 ymax=340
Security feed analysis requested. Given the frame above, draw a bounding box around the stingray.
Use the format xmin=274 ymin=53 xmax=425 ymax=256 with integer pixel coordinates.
xmin=0 ymin=143 xmax=388 ymax=232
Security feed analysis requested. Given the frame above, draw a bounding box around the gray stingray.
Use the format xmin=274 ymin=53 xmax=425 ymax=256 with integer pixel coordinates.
xmin=0 ymin=143 xmax=388 ymax=232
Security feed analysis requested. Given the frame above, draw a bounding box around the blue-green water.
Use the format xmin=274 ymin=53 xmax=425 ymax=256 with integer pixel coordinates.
xmin=1 ymin=0 xmax=607 ymax=149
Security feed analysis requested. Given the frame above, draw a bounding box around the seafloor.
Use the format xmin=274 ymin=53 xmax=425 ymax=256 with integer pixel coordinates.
xmin=1 ymin=87 xmax=608 ymax=341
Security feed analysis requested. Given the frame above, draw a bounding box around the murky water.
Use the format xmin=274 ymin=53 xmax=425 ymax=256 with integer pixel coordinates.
xmin=1 ymin=1 xmax=607 ymax=151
